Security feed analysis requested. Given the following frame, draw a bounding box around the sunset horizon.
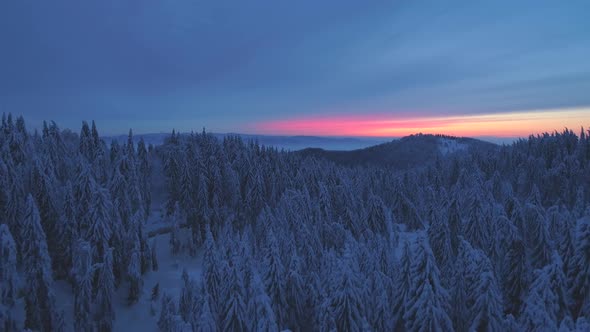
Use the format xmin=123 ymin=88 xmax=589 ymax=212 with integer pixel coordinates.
xmin=245 ymin=106 xmax=590 ymax=138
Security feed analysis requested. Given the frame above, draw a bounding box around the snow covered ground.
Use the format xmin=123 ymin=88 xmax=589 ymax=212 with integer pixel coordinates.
xmin=438 ymin=138 xmax=468 ymax=155
xmin=111 ymin=233 xmax=202 ymax=332
xmin=14 ymin=230 xmax=202 ymax=332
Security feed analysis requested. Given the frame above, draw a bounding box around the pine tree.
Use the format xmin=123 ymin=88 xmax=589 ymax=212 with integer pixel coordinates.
xmin=141 ymin=232 xmax=152 ymax=274
xmin=403 ymin=234 xmax=453 ymax=331
xmin=110 ymin=140 xmax=120 ymax=164
xmin=127 ymin=238 xmax=143 ymax=305
xmin=195 ymin=174 xmax=210 ymax=239
xmin=222 ymin=259 xmax=247 ymax=332
xmin=248 ymin=268 xmax=278 ymax=332
xmin=521 ymin=252 xmax=570 ymax=330
xmin=30 ymin=158 xmax=61 ymax=272
xmin=151 ymin=238 xmax=159 ymax=271
xmin=368 ymin=269 xmax=392 ymax=332
xmin=520 ymin=285 xmax=559 ymax=331
xmin=178 ymin=159 xmax=195 ymax=223
xmin=464 ymin=193 xmax=493 ymax=254
xmin=170 ymin=202 xmax=183 ymax=255
xmin=179 ymin=269 xmax=197 ymax=324
xmin=366 ymin=194 xmax=388 ymax=234
xmin=493 ymin=214 xmax=518 ymax=273
xmin=395 ymin=192 xmax=424 ymax=230
xmin=158 ymin=293 xmax=177 ymax=332
xmin=568 ymin=217 xmax=590 ymax=318
xmin=285 ymin=255 xmax=306 ymax=330
xmin=0 ymin=224 xmax=18 ymax=331
xmin=91 ymin=121 xmax=108 ymax=183
xmin=164 ymin=150 xmax=181 ymax=216
xmin=573 ymin=187 xmax=585 ymax=218
xmin=74 ymin=163 xmax=96 ymax=236
xmin=263 ymin=230 xmax=287 ymax=327
xmin=73 ymin=240 xmax=95 ymax=332
xmin=88 ymin=185 xmax=113 ymax=260
xmin=95 ymin=248 xmax=116 ymax=332
xmin=469 ymin=258 xmax=505 ymax=331
xmin=137 ymin=137 xmax=151 ymax=217
xmin=203 ymin=226 xmax=222 ymax=323
xmin=330 ymin=247 xmax=367 ymax=332
xmin=522 ymin=203 xmax=553 ymax=269
xmin=428 ymin=210 xmax=453 ymax=271
xmin=451 ymin=239 xmax=498 ymax=331
xmin=55 ymin=182 xmax=78 ymax=279
xmin=450 ymin=253 xmax=470 ymax=332
xmin=392 ymin=241 xmax=412 ymax=330
xmin=197 ymin=291 xmax=218 ymax=332
xmin=21 ymin=195 xmax=60 ymax=332
xmin=79 ymin=121 xmax=94 ymax=161
xmin=109 ymin=163 xmax=131 ymax=229
xmin=500 ymin=236 xmax=530 ymax=316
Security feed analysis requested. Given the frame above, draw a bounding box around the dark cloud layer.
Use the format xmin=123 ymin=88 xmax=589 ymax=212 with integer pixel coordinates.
xmin=1 ymin=0 xmax=589 ymax=134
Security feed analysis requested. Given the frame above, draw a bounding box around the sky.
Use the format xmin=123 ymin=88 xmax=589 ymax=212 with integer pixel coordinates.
xmin=1 ymin=0 xmax=589 ymax=137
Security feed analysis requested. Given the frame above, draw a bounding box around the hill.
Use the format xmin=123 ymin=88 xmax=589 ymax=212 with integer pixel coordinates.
xmin=297 ymin=134 xmax=498 ymax=168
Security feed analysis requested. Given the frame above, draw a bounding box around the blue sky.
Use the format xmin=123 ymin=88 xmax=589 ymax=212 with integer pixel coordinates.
xmin=1 ymin=0 xmax=589 ymax=136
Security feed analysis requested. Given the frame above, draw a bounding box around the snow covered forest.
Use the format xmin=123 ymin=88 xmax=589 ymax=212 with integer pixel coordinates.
xmin=1 ymin=113 xmax=590 ymax=332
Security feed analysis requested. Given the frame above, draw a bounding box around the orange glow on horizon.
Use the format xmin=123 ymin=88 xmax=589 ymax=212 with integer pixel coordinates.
xmin=250 ymin=107 xmax=590 ymax=137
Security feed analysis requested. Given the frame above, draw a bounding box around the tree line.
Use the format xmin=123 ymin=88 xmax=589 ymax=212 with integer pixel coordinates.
xmin=1 ymin=113 xmax=590 ymax=331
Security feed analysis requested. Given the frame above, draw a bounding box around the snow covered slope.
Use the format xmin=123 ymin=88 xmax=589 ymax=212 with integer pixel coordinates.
xmin=48 ymin=232 xmax=202 ymax=332
xmin=438 ymin=137 xmax=468 ymax=155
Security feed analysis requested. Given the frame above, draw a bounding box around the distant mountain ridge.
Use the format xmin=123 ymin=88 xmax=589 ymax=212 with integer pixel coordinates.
xmin=297 ymin=134 xmax=498 ymax=168
xmin=103 ymin=132 xmax=391 ymax=151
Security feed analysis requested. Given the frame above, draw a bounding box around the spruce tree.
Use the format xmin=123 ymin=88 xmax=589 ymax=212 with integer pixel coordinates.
xmin=203 ymin=226 xmax=222 ymax=323
xmin=263 ymin=230 xmax=287 ymax=327
xmin=127 ymin=239 xmax=143 ymax=305
xmin=285 ymin=255 xmax=306 ymax=329
xmin=521 ymin=252 xmax=570 ymax=330
xmin=56 ymin=182 xmax=78 ymax=279
xmin=222 ymin=259 xmax=247 ymax=332
xmin=392 ymin=241 xmax=412 ymax=330
xmin=0 ymin=224 xmax=18 ymax=331
xmin=88 ymin=186 xmax=113 ymax=261
xmin=179 ymin=269 xmax=197 ymax=324
xmin=366 ymin=194 xmax=388 ymax=234
xmin=464 ymin=193 xmax=493 ymax=254
xmin=568 ymin=217 xmax=590 ymax=318
xmin=403 ymin=234 xmax=453 ymax=332
xmin=136 ymin=137 xmax=151 ymax=217
xmin=95 ymin=248 xmax=116 ymax=332
xmin=522 ymin=203 xmax=553 ymax=269
xmin=248 ymin=268 xmax=278 ymax=332
xmin=197 ymin=291 xmax=218 ymax=332
xmin=469 ymin=257 xmax=505 ymax=331
xmin=21 ymin=195 xmax=60 ymax=332
xmin=428 ymin=210 xmax=453 ymax=272
xmin=170 ymin=202 xmax=183 ymax=255
xmin=500 ymin=236 xmax=530 ymax=316
xmin=72 ymin=240 xmax=95 ymax=332
xmin=330 ymin=247 xmax=367 ymax=332
xmin=158 ymin=293 xmax=177 ymax=332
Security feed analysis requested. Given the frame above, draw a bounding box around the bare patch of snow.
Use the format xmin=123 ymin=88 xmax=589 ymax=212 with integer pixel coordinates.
xmin=112 ymin=233 xmax=202 ymax=332
xmin=438 ymin=138 xmax=467 ymax=155
xmin=43 ymin=232 xmax=202 ymax=332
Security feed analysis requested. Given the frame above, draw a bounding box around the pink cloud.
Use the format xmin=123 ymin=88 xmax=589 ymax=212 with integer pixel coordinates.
xmin=249 ymin=108 xmax=590 ymax=137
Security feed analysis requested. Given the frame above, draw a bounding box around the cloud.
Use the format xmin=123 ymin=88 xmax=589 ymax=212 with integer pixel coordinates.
xmin=0 ymin=0 xmax=589 ymax=135
xmin=251 ymin=107 xmax=590 ymax=137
